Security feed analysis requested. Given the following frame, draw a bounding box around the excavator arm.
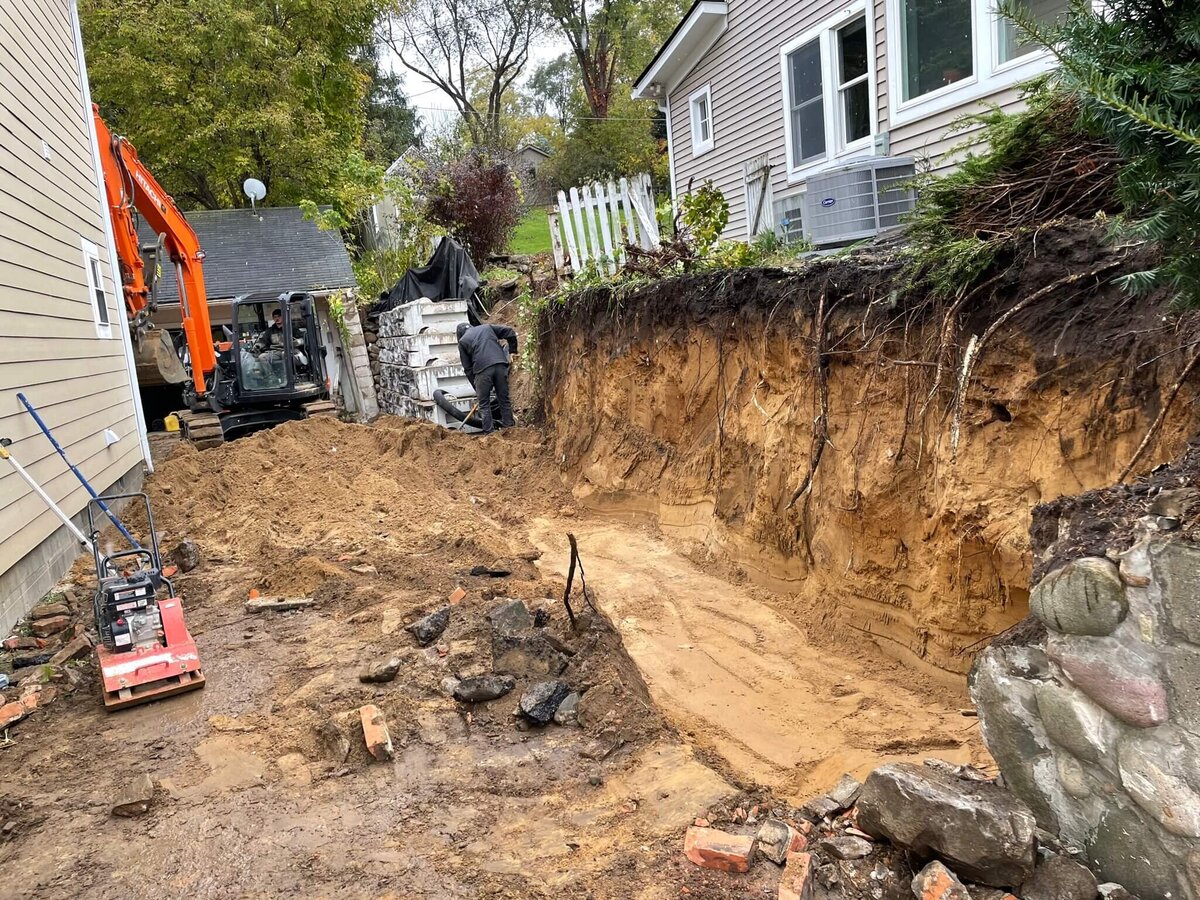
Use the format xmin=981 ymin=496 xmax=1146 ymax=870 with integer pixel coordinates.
xmin=93 ymin=105 xmax=216 ymax=397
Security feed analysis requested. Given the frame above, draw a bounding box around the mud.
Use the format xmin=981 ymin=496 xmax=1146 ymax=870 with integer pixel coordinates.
xmin=0 ymin=417 xmax=983 ymax=898
xmin=539 ymin=223 xmax=1200 ymax=684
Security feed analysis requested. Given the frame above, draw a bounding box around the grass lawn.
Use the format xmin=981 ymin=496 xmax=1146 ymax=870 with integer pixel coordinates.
xmin=508 ymin=207 xmax=552 ymax=256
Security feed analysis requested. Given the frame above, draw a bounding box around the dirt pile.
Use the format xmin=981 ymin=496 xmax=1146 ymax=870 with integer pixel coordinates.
xmin=539 ymin=223 xmax=1200 ymax=683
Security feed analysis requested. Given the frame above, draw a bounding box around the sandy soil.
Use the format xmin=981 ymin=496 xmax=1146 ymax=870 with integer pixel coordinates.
xmin=0 ymin=417 xmax=986 ymax=898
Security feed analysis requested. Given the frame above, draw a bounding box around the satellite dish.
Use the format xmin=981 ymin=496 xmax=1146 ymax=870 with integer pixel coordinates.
xmin=243 ymin=177 xmax=267 ymax=211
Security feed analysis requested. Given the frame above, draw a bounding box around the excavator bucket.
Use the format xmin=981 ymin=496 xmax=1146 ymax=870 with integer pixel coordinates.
xmin=133 ymin=328 xmax=188 ymax=386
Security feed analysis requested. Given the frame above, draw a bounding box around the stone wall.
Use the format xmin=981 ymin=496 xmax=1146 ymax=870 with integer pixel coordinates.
xmin=972 ymin=520 xmax=1200 ymax=899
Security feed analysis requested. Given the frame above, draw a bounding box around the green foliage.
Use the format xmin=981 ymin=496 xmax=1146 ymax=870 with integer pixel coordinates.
xmin=326 ymin=291 xmax=354 ymax=347
xmin=361 ymin=59 xmax=422 ymax=165
xmin=80 ymin=0 xmax=385 ymax=211
xmin=1001 ymin=0 xmax=1200 ymax=306
xmin=679 ymin=181 xmax=729 ymax=254
xmin=299 ymin=152 xmax=388 ymax=232
xmin=541 ymin=94 xmax=669 ymax=191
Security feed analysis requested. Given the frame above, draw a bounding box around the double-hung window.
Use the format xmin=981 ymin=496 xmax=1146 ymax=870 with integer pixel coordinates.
xmin=81 ymin=239 xmax=113 ymax=338
xmin=690 ymin=84 xmax=714 ymax=155
xmin=891 ymin=0 xmax=1069 ymax=123
xmin=781 ymin=3 xmax=875 ymax=178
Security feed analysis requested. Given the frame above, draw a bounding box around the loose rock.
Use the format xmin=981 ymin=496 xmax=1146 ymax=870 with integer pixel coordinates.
xmin=828 ymin=773 xmax=863 ymax=808
xmin=49 ymin=636 xmax=91 ymax=666
xmin=856 ymin=762 xmax=1037 ymax=887
xmin=818 ymin=835 xmax=873 ymax=860
xmin=318 ymin=719 xmax=351 ymax=764
xmin=492 ymin=631 xmax=568 ymax=677
xmin=453 ymin=674 xmax=516 ymax=703
xmin=358 ymin=656 xmax=401 ymax=684
xmin=911 ymin=861 xmax=971 ymax=900
xmin=1097 ymin=884 xmax=1139 ymax=900
xmin=112 ymin=773 xmax=155 ymax=817
xmin=756 ymin=818 xmax=806 ymax=864
xmin=553 ymin=691 xmax=580 ymax=725
xmin=29 ymin=603 xmax=70 ymax=621
xmin=30 ymin=616 xmax=70 ymax=638
xmin=409 ymin=606 xmax=450 ymax=647
xmin=779 ymin=851 xmax=815 ymax=900
xmin=171 ymin=538 xmax=202 ymax=573
xmin=1030 ymin=557 xmax=1127 ymax=636
xmin=682 ymin=826 xmax=753 ymax=873
xmin=1021 ymin=855 xmax=1099 ymax=900
xmin=518 ymin=680 xmax=571 ymax=725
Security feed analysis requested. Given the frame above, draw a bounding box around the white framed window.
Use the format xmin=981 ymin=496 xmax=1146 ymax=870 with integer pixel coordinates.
xmin=81 ymin=238 xmax=113 ymax=338
xmin=780 ymin=1 xmax=876 ymax=181
xmin=689 ymin=84 xmax=714 ymax=156
xmin=887 ymin=0 xmax=1069 ymax=126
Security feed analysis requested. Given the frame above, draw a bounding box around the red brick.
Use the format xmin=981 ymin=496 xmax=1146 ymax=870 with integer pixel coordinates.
xmin=29 ymin=603 xmax=69 ymax=621
xmin=779 ymin=851 xmax=814 ymax=900
xmin=912 ymin=861 xmax=971 ymax=900
xmin=50 ymin=636 xmax=92 ymax=666
xmin=30 ymin=616 xmax=70 ymax=638
xmin=683 ymin=826 xmax=753 ymax=873
xmin=2 ymin=637 xmax=38 ymax=651
xmin=449 ymin=587 xmax=467 ymax=605
xmin=0 ymin=693 xmax=38 ymax=730
xmin=359 ymin=704 xmax=394 ymax=761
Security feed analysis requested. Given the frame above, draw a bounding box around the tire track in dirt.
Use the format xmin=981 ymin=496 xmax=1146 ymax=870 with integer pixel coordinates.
xmin=530 ymin=517 xmax=989 ymax=798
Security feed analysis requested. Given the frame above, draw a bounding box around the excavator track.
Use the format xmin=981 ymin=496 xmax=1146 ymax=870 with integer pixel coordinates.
xmin=302 ymin=400 xmax=338 ymax=419
xmin=176 ymin=410 xmax=225 ymax=450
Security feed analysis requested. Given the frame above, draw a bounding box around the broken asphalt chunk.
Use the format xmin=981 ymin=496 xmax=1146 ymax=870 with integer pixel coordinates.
xmin=683 ymin=826 xmax=754 ymax=873
xmin=488 ymin=599 xmax=531 ymax=634
xmin=409 ymin=606 xmax=450 ymax=647
xmin=518 ymin=680 xmax=571 ymax=725
xmin=453 ymin=674 xmax=516 ymax=703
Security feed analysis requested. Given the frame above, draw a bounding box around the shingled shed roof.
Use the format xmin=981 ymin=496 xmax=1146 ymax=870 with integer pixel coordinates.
xmin=138 ymin=206 xmax=355 ymax=302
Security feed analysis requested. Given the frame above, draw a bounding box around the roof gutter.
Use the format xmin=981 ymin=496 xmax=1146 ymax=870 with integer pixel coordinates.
xmin=632 ymin=1 xmax=729 ymax=102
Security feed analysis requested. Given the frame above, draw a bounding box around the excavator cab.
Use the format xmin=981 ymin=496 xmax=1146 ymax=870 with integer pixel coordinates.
xmin=206 ymin=291 xmax=334 ymax=440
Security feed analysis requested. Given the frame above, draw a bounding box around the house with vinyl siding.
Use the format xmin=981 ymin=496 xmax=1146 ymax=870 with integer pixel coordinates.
xmin=0 ymin=0 xmax=152 ymax=634
xmin=633 ymin=0 xmax=1066 ymax=244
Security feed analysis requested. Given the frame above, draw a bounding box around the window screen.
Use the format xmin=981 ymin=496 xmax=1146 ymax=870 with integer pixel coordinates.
xmin=788 ymin=39 xmax=825 ymax=165
xmin=900 ymin=0 xmax=973 ymax=101
xmin=837 ymin=18 xmax=871 ymax=144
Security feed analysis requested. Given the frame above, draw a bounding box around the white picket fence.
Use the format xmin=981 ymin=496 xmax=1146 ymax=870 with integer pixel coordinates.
xmin=549 ymin=173 xmax=660 ymax=275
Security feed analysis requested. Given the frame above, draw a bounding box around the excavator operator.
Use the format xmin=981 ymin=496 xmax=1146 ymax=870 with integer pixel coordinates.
xmin=255 ymin=308 xmax=286 ymax=353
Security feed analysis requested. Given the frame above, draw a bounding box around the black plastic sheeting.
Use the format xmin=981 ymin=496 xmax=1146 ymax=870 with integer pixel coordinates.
xmin=373 ymin=237 xmax=485 ymax=324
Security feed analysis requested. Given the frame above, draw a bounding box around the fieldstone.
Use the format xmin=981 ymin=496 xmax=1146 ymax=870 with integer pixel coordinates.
xmin=49 ymin=636 xmax=91 ymax=666
xmin=1031 ymin=558 xmax=1128 ymax=637
xmin=911 ymin=861 xmax=971 ymax=900
xmin=1047 ymin=636 xmax=1168 ymax=729
xmin=492 ymin=631 xmax=567 ymax=677
xmin=29 ymin=603 xmax=69 ymax=621
xmin=30 ymin=616 xmax=70 ymax=638
xmin=488 ymin=599 xmax=531 ymax=634
xmin=453 ymin=674 xmax=516 ymax=703
xmin=684 ymin=826 xmax=754 ymax=873
xmin=318 ymin=718 xmax=351 ymax=764
xmin=1088 ymin=801 xmax=1184 ymax=900
xmin=1055 ymin=751 xmax=1094 ymax=799
xmin=359 ymin=656 xmax=401 ymax=683
xmin=1096 ymin=884 xmax=1138 ymax=900
xmin=579 ymin=727 xmax=624 ymax=760
xmin=756 ymin=818 xmax=807 ymax=864
xmin=1035 ymin=679 xmax=1123 ymax=767
xmin=819 ymin=835 xmax=873 ymax=860
xmin=1021 ymin=855 xmax=1098 ymax=900
xmin=171 ymin=538 xmax=202 ymax=573
xmin=970 ymin=647 xmax=1062 ymax=832
xmin=408 ymin=606 xmax=450 ymax=647
xmin=439 ymin=676 xmax=461 ymax=697
xmin=553 ymin=691 xmax=580 ymax=725
xmin=1117 ymin=726 xmax=1200 ymax=837
xmin=1151 ymin=541 xmax=1200 ymax=643
xmin=518 ymin=680 xmax=571 ymax=725
xmin=112 ymin=774 xmax=155 ymax=817
xmin=856 ymin=762 xmax=1037 ymax=887
xmin=829 ymin=773 xmax=863 ymax=808
xmin=802 ymin=795 xmax=842 ymax=820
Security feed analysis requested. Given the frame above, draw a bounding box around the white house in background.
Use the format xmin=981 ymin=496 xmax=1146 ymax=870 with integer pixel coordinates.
xmin=633 ymin=0 xmax=1066 ymax=245
xmin=0 ymin=0 xmax=152 ymax=634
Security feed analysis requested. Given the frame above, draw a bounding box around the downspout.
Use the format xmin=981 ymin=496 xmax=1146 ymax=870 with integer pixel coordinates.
xmin=70 ymin=0 xmax=154 ymax=474
xmin=662 ymin=98 xmax=678 ymax=207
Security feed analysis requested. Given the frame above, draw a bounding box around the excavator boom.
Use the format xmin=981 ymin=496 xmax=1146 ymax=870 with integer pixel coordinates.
xmin=93 ymin=106 xmax=215 ymax=395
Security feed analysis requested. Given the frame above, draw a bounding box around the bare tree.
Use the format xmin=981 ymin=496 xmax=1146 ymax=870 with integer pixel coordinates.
xmin=546 ymin=0 xmax=627 ymax=120
xmin=381 ymin=0 xmax=546 ymax=146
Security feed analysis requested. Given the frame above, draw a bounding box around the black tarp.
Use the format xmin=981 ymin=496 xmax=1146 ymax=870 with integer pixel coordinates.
xmin=374 ymin=237 xmax=484 ymax=323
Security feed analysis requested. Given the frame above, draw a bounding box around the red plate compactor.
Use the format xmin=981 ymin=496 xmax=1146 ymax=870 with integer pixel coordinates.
xmin=85 ymin=493 xmax=206 ymax=710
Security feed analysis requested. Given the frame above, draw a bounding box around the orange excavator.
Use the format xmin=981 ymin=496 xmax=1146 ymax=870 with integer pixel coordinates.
xmin=94 ymin=106 xmax=335 ymax=448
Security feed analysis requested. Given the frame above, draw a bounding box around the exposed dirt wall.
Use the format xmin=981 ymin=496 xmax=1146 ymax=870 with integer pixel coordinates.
xmin=539 ymin=224 xmax=1200 ymax=685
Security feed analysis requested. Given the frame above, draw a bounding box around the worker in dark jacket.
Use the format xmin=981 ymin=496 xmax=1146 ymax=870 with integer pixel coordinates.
xmin=457 ymin=322 xmax=518 ymax=434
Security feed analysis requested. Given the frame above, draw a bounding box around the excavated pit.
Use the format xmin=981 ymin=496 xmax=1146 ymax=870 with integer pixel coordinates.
xmin=539 ymin=223 xmax=1200 ymax=685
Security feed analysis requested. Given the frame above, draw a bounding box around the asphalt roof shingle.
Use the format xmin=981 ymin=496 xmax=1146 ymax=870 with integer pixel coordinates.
xmin=137 ymin=206 xmax=355 ymax=302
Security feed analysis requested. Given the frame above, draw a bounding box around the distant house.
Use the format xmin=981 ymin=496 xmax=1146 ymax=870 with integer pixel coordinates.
xmin=1 ymin=0 xmax=152 ymax=632
xmin=633 ymin=0 xmax=1064 ymax=245
xmin=138 ymin=206 xmax=378 ymax=420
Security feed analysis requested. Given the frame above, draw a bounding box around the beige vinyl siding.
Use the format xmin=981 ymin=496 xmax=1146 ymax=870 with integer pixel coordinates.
xmin=664 ymin=0 xmax=1044 ymax=240
xmin=0 ymin=0 xmax=142 ymax=581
